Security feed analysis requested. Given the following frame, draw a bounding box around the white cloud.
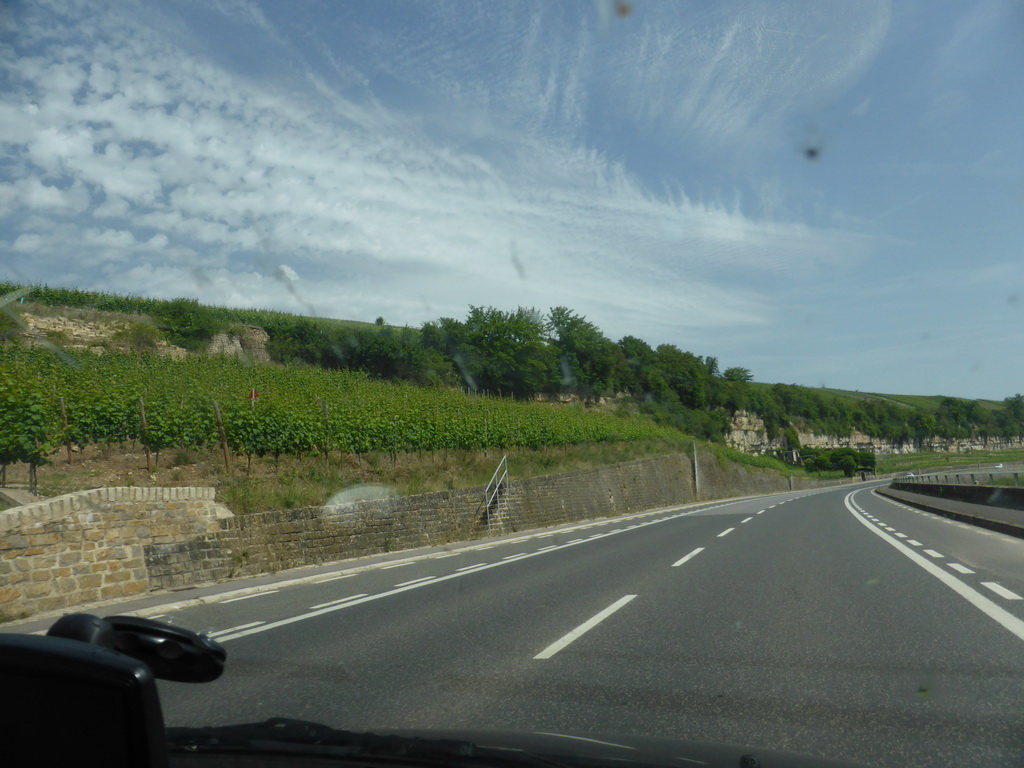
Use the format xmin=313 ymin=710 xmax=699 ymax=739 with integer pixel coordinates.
xmin=0 ymin=0 xmax=883 ymax=350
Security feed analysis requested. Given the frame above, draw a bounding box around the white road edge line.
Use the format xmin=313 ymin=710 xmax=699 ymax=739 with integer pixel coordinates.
xmin=672 ymin=547 xmax=705 ymax=567
xmin=845 ymin=490 xmax=1024 ymax=644
xmin=208 ymin=621 xmax=265 ymax=637
xmin=221 ymin=590 xmax=279 ymax=603
xmin=309 ymin=593 xmax=369 ymax=610
xmin=214 ymin=501 xmax=718 ymax=642
xmin=534 ymin=595 xmax=637 ymax=659
xmin=717 ymin=527 xmax=734 ymax=538
xmin=395 ymin=577 xmax=435 ymax=587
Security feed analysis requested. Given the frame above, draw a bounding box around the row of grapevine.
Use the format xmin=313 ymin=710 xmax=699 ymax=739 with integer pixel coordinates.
xmin=0 ymin=347 xmax=682 ymax=471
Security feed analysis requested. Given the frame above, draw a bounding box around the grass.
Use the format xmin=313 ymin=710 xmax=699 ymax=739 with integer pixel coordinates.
xmin=876 ymin=449 xmax=1024 ymax=475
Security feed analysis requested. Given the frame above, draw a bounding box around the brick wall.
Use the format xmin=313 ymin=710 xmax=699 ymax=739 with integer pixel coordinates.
xmin=3 ymin=453 xmax=852 ymax=621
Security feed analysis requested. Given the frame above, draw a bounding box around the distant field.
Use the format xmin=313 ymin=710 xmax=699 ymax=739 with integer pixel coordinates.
xmin=821 ymin=388 xmax=1005 ymax=413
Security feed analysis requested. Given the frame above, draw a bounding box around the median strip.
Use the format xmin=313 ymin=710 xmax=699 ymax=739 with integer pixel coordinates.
xmin=534 ymin=595 xmax=637 ymax=659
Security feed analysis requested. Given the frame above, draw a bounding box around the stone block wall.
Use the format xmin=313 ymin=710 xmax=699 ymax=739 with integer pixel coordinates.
xmin=0 ymin=487 xmax=232 ymax=620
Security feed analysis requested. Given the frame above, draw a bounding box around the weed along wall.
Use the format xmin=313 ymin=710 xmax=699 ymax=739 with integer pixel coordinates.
xmin=2 ymin=453 xmax=849 ymax=621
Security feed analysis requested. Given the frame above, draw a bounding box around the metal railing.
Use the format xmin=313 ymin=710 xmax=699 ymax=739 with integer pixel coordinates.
xmin=898 ymin=469 xmax=1020 ymax=487
xmin=484 ymin=455 xmax=509 ymax=531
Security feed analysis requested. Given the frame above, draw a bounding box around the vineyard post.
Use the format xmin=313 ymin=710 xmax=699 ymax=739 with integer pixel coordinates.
xmin=138 ymin=397 xmax=151 ymax=472
xmin=213 ymin=400 xmax=232 ymax=474
xmin=59 ymin=396 xmax=71 ymax=464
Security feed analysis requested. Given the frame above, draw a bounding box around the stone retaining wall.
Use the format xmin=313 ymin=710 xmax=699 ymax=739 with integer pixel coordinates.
xmin=2 ymin=453 xmax=852 ymax=621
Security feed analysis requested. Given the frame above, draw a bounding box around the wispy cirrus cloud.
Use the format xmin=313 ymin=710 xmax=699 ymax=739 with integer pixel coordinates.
xmin=2 ymin=0 xmax=885 ymax=350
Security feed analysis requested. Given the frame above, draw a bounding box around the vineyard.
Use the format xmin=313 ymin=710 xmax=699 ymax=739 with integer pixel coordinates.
xmin=0 ymin=346 xmax=683 ymax=488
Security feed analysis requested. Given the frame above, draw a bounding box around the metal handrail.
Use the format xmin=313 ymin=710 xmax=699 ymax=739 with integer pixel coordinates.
xmin=485 ymin=455 xmax=509 ymax=531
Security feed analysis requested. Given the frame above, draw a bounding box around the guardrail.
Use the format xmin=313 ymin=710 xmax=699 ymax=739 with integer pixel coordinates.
xmin=484 ymin=455 xmax=509 ymax=531
xmin=898 ymin=469 xmax=1021 ymax=487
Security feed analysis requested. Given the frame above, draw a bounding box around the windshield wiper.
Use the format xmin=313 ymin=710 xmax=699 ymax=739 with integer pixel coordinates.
xmin=167 ymin=718 xmax=566 ymax=768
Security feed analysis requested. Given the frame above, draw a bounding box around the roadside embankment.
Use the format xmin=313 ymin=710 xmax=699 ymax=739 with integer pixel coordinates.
xmin=1 ymin=451 xmax=855 ymax=622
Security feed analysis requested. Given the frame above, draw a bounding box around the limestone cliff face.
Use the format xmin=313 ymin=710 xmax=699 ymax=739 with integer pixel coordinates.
xmin=726 ymin=410 xmax=1022 ymax=456
xmin=206 ymin=326 xmax=270 ymax=363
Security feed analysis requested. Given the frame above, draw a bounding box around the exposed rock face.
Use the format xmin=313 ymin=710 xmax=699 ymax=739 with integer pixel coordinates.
xmin=726 ymin=410 xmax=1023 ymax=456
xmin=207 ymin=325 xmax=270 ymax=363
xmin=20 ymin=313 xmax=187 ymax=359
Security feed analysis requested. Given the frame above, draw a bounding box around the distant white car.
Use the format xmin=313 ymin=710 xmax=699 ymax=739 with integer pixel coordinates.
xmin=994 ymin=464 xmax=1003 ymax=469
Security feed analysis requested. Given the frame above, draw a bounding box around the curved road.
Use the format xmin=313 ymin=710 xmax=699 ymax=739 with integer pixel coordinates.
xmin=149 ymin=483 xmax=1024 ymax=767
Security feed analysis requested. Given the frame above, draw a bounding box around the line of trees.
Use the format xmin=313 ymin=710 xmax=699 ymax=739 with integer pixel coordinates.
xmin=5 ymin=283 xmax=1023 ymax=447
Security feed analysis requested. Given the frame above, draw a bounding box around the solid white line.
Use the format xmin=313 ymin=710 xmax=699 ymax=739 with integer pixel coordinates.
xmin=534 ymin=595 xmax=637 ymax=659
xmin=717 ymin=527 xmax=734 ymax=538
xmin=432 ymin=552 xmax=461 ymax=559
xmin=395 ymin=577 xmax=435 ymax=587
xmin=846 ymin=491 xmax=1024 ymax=644
xmin=309 ymin=593 xmax=369 ymax=610
xmin=381 ymin=562 xmax=414 ymax=569
xmin=924 ymin=549 xmax=944 ymax=558
xmin=211 ymin=500 xmax=724 ymax=642
xmin=741 ymin=516 xmax=753 ymax=523
xmin=568 ymin=538 xmax=585 ymax=544
xmin=907 ymin=540 xmax=922 ymax=546
xmin=475 ymin=545 xmax=495 ymax=551
xmin=208 ymin=621 xmax=265 ymax=637
xmin=221 ymin=590 xmax=279 ymax=603
xmin=948 ymin=564 xmax=975 ymax=575
xmin=672 ymin=547 xmax=705 ymax=567
xmin=982 ymin=583 xmax=1023 ymax=600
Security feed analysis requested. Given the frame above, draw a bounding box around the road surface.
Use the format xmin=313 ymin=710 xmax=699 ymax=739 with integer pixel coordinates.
xmin=148 ymin=483 xmax=1024 ymax=766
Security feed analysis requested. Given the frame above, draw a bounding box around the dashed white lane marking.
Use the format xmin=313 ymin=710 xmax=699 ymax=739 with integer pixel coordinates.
xmin=756 ymin=510 xmax=764 ymax=515
xmin=982 ymin=583 xmax=1023 ymax=600
xmin=948 ymin=564 xmax=975 ymax=575
xmin=717 ymin=527 xmax=735 ymax=538
xmin=222 ymin=590 xmax=279 ymax=603
xmin=502 ymin=553 xmax=530 ymax=561
xmin=456 ymin=563 xmax=488 ymax=572
xmin=924 ymin=549 xmax=944 ymax=558
xmin=309 ymin=594 xmax=369 ymax=610
xmin=741 ymin=516 xmax=753 ymax=524
xmin=894 ymin=533 xmax=908 ymax=538
xmin=537 ymin=545 xmax=558 ymax=552
xmin=846 ymin=490 xmax=1024 ymax=644
xmin=672 ymin=547 xmax=705 ymax=567
xmin=907 ymin=540 xmax=922 ymax=546
xmin=381 ymin=562 xmax=414 ymax=570
xmin=431 ymin=552 xmax=461 ymax=559
xmin=395 ymin=577 xmax=435 ymax=587
xmin=534 ymin=595 xmax=637 ymax=659
xmin=317 ymin=573 xmax=358 ymax=582
xmin=208 ymin=621 xmax=265 ymax=637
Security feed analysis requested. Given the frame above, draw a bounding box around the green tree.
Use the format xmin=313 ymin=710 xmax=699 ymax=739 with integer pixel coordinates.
xmin=546 ymin=307 xmax=618 ymax=395
xmin=723 ymin=367 xmax=753 ymax=383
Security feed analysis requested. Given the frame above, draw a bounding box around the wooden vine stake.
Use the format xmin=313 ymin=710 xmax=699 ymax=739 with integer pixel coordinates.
xmin=138 ymin=397 xmax=151 ymax=472
xmin=59 ymin=396 xmax=71 ymax=464
xmin=212 ymin=400 xmax=232 ymax=474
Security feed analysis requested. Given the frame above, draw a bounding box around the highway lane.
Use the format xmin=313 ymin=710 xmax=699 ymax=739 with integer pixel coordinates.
xmin=155 ymin=484 xmax=1024 ymax=767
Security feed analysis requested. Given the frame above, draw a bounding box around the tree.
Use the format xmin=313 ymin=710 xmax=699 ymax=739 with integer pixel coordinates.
xmin=546 ymin=307 xmax=618 ymax=395
xmin=723 ymin=367 xmax=753 ymax=383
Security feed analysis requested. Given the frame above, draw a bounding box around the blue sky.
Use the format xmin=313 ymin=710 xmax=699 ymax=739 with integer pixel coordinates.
xmin=2 ymin=0 xmax=1022 ymax=399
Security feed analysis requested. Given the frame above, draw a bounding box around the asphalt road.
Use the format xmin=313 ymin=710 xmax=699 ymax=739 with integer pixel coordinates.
xmin=146 ymin=483 xmax=1024 ymax=767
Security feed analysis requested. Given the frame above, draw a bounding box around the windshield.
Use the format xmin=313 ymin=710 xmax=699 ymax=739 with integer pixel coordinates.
xmin=3 ymin=2 xmax=1024 ymax=767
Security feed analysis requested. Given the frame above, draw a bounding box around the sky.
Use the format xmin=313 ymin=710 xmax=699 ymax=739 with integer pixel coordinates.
xmin=2 ymin=0 xmax=1023 ymax=400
